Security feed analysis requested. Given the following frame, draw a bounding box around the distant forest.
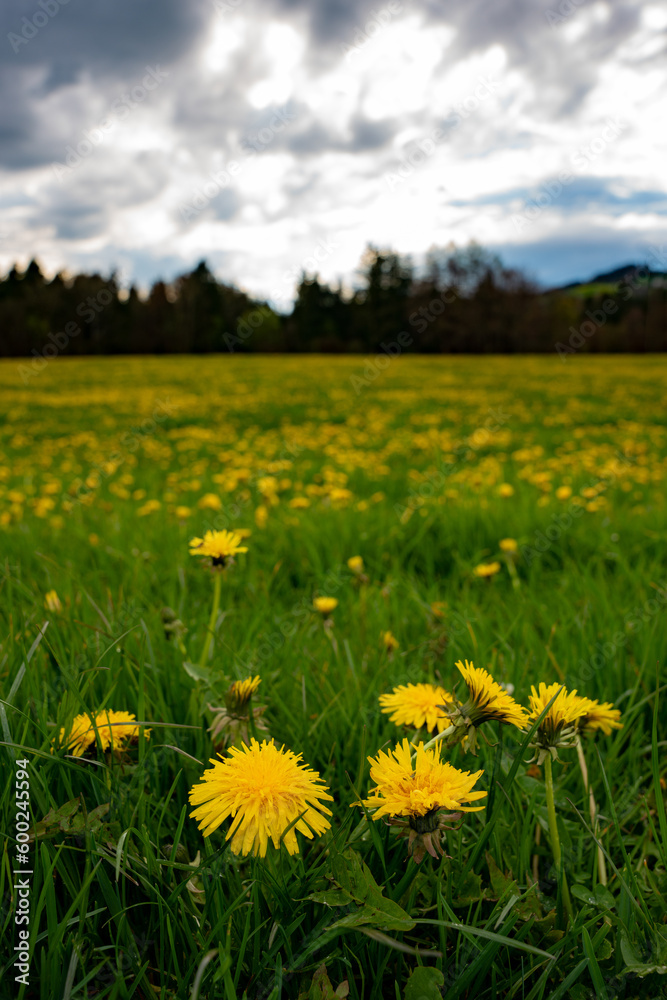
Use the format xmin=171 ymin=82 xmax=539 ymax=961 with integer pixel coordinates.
xmin=1 ymin=244 xmax=666 ymax=359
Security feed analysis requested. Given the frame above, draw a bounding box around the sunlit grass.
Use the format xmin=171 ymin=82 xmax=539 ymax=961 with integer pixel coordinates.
xmin=1 ymin=355 xmax=666 ymax=998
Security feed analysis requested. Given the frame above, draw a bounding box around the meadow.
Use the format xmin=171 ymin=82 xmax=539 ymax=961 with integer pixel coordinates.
xmin=1 ymin=354 xmax=666 ymax=1000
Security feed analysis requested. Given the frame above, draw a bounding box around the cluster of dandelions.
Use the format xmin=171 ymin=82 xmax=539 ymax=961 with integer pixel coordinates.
xmin=378 ymin=661 xmax=621 ymax=757
xmin=186 ymin=533 xmax=622 ymax=882
xmin=52 ymin=526 xmax=622 ymax=907
xmin=376 ymin=661 xmax=622 ymax=904
xmin=184 ymin=661 xmax=499 ymax=863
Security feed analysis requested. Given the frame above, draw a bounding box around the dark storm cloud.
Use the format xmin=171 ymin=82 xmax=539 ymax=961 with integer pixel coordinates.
xmin=41 ymin=198 xmax=107 ymax=241
xmin=349 ymin=115 xmax=396 ymax=151
xmin=1 ymin=0 xmax=646 ymax=172
xmin=424 ymin=0 xmax=642 ymax=115
xmin=261 ymin=0 xmax=642 ymax=116
xmin=253 ymin=0 xmax=403 ymax=49
xmin=2 ymin=0 xmax=210 ymax=78
xmin=1 ymin=0 xmax=210 ymax=170
xmin=280 ymin=113 xmax=396 ymax=156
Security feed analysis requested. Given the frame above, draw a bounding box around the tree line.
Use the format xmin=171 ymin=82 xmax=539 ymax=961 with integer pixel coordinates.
xmin=1 ymin=244 xmax=665 ymax=361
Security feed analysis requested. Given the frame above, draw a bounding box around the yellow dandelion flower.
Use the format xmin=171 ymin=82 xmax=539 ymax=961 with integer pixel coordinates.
xmin=577 ymin=698 xmax=623 ymax=736
xmin=209 ymin=678 xmax=268 ymax=747
xmin=288 ymin=496 xmax=311 ymax=509
xmin=189 ymin=529 xmax=248 ymax=567
xmin=189 ymin=739 xmax=333 ymax=856
xmin=498 ymin=483 xmax=514 ymax=497
xmin=44 ymin=589 xmax=62 ymax=613
xmin=229 ymin=675 xmax=261 ymax=710
xmin=55 ymin=710 xmax=149 ymax=756
xmin=379 ymin=682 xmax=452 ymax=733
xmin=499 ymin=538 xmax=518 ymax=553
xmin=474 ymin=561 xmax=501 ymax=578
xmin=94 ymin=710 xmax=151 ymax=751
xmin=137 ymin=499 xmax=161 ymax=516
xmin=380 ymin=630 xmax=400 ymax=653
xmin=313 ymin=596 xmax=338 ymax=615
xmin=347 ymin=555 xmax=364 ymax=574
xmin=359 ymin=739 xmax=486 ymax=861
xmin=455 ymin=660 xmax=529 ymax=729
xmin=528 ymin=682 xmax=595 ymax=761
xmin=556 ymin=485 xmax=572 ymax=500
xmin=198 ymin=493 xmax=222 ymax=511
xmin=175 ymin=505 xmax=192 ymax=519
xmin=529 ymin=682 xmax=591 ymax=732
xmin=361 ymin=739 xmax=486 ymax=821
xmin=55 ymin=712 xmax=98 ymax=756
xmin=255 ymin=505 xmax=268 ymax=528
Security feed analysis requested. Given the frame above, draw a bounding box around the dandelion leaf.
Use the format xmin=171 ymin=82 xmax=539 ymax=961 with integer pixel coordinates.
xmin=404 ymin=966 xmax=445 ymax=1000
xmin=311 ymin=849 xmax=415 ymax=932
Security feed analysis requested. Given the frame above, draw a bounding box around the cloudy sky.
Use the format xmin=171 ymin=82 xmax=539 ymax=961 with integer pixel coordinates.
xmin=2 ymin=0 xmax=666 ymax=307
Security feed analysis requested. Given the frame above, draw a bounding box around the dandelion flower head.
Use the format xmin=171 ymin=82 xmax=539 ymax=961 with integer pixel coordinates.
xmin=474 ymin=561 xmax=501 ymax=578
xmin=55 ymin=710 xmax=150 ymax=756
xmin=577 ymin=698 xmax=623 ymax=736
xmin=189 ymin=529 xmax=248 ymax=567
xmin=379 ymin=682 xmax=452 ymax=733
xmin=380 ymin=630 xmax=400 ymax=653
xmin=313 ymin=596 xmax=338 ymax=615
xmin=228 ymin=675 xmax=262 ymax=710
xmin=44 ymin=590 xmax=62 ymax=613
xmin=499 ymin=538 xmax=518 ymax=553
xmin=528 ymin=682 xmax=596 ymax=760
xmin=456 ymin=660 xmax=529 ymax=729
xmin=189 ymin=739 xmax=333 ymax=857
xmin=360 ymin=739 xmax=486 ymax=821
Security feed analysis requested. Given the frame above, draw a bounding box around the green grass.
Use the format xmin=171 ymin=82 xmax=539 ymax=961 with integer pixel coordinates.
xmin=1 ymin=355 xmax=666 ymax=999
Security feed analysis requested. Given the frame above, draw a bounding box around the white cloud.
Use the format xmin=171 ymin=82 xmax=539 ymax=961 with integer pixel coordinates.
xmin=0 ymin=0 xmax=665 ymax=295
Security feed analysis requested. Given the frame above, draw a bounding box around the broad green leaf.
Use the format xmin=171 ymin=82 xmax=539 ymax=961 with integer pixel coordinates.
xmin=182 ymin=660 xmax=211 ymax=683
xmin=594 ymin=884 xmax=616 ymax=911
xmin=309 ymin=889 xmax=354 ymax=907
xmin=403 ymin=966 xmax=444 ymax=1000
xmin=311 ymin=848 xmax=415 ymax=932
xmin=326 ymin=900 xmax=415 ymax=933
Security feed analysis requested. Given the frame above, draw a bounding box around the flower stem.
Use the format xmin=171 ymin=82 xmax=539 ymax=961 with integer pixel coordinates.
xmin=544 ymin=754 xmax=573 ymax=924
xmin=247 ymin=696 xmax=260 ymax=743
xmin=576 ymin=737 xmax=607 ymax=886
xmin=418 ymin=724 xmax=456 ymax=757
xmin=200 ymin=570 xmax=222 ymax=668
xmin=393 ymin=858 xmax=419 ymax=901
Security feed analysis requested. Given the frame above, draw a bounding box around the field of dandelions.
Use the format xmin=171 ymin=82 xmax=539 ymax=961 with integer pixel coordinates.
xmin=1 ymin=354 xmax=666 ymax=1000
